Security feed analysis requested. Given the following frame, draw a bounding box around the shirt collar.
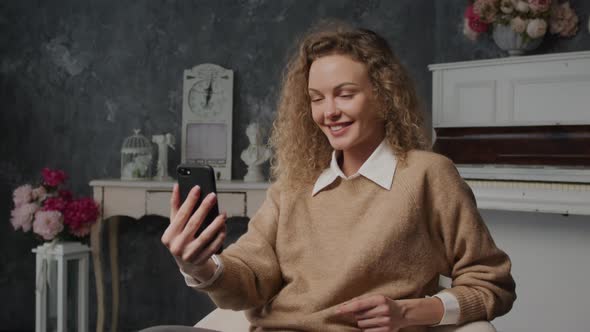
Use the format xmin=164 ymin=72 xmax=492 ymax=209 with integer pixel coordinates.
xmin=312 ymin=139 xmax=397 ymax=196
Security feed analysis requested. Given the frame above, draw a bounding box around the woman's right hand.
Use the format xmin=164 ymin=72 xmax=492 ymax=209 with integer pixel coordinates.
xmin=161 ymin=184 xmax=227 ymax=281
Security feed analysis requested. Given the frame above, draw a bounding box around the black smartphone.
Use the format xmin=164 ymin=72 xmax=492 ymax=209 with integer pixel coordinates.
xmin=176 ymin=164 xmax=222 ymax=251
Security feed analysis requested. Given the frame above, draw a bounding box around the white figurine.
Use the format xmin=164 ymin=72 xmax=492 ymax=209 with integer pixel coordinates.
xmin=152 ymin=133 xmax=175 ymax=181
xmin=241 ymin=123 xmax=271 ymax=182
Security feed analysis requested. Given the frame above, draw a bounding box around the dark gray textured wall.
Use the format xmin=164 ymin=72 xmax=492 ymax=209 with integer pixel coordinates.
xmin=1 ymin=0 xmax=588 ymax=330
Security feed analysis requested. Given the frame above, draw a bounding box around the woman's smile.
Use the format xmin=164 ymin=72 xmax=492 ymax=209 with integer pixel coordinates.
xmin=327 ymin=121 xmax=353 ymax=136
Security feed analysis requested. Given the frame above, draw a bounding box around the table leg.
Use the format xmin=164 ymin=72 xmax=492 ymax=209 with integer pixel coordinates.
xmin=90 ymin=219 xmax=105 ymax=332
xmin=57 ymin=256 xmax=66 ymax=332
xmin=109 ymin=219 xmax=120 ymax=332
xmin=79 ymin=255 xmax=89 ymax=332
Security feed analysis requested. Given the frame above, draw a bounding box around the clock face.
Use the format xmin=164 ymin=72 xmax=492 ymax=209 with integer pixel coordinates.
xmin=188 ymin=76 xmax=221 ymax=116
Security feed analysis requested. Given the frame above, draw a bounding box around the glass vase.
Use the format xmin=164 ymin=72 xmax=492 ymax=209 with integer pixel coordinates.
xmin=492 ymin=23 xmax=543 ymax=56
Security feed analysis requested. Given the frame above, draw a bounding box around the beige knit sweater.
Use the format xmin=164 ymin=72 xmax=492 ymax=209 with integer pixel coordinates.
xmin=196 ymin=150 xmax=516 ymax=331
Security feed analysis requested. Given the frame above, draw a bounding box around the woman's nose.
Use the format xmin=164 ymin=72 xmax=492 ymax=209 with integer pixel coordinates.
xmin=324 ymin=100 xmax=341 ymax=120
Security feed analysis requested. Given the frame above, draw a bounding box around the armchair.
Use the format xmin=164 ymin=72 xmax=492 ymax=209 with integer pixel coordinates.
xmin=195 ymin=308 xmax=497 ymax=331
xmin=194 ymin=218 xmax=498 ymax=332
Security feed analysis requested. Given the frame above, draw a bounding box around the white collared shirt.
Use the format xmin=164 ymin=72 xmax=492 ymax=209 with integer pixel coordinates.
xmin=182 ymin=139 xmax=460 ymax=325
xmin=312 ymin=139 xmax=397 ymax=196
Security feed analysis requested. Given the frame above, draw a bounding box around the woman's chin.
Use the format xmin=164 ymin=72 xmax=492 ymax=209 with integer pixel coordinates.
xmin=327 ymin=139 xmax=351 ymax=152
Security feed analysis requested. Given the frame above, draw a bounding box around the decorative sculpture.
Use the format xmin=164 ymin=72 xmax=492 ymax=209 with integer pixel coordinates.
xmin=240 ymin=123 xmax=271 ymax=182
xmin=152 ymin=133 xmax=175 ymax=181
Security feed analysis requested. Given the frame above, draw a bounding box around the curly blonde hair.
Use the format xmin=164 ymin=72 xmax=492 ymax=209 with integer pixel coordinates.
xmin=269 ymin=23 xmax=430 ymax=190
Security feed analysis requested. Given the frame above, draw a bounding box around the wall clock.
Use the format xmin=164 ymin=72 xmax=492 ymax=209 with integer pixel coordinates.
xmin=182 ymin=63 xmax=233 ymax=180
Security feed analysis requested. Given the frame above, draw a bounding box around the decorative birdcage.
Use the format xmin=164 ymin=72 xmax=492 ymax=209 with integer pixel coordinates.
xmin=120 ymin=129 xmax=153 ymax=180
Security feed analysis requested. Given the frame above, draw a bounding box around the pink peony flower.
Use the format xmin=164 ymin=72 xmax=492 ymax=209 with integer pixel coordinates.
xmin=13 ymin=184 xmax=33 ymax=208
xmin=41 ymin=168 xmax=67 ymax=187
xmin=31 ymin=186 xmax=48 ymax=201
xmin=528 ymin=0 xmax=552 ymax=14
xmin=549 ymin=2 xmax=578 ymax=37
xmin=515 ymin=0 xmax=530 ymax=13
xmin=10 ymin=202 xmax=40 ymax=232
xmin=58 ymin=189 xmax=73 ymax=201
xmin=527 ymin=18 xmax=548 ymax=38
xmin=33 ymin=210 xmax=64 ymax=240
xmin=465 ymin=4 xmax=490 ymax=33
xmin=463 ymin=18 xmax=481 ymax=41
xmin=63 ymin=198 xmax=99 ymax=237
xmin=42 ymin=196 xmax=69 ymax=213
xmin=473 ymin=0 xmax=499 ymax=24
xmin=511 ymin=16 xmax=529 ymax=33
xmin=500 ymin=0 xmax=515 ymax=14
xmin=70 ymin=223 xmax=92 ymax=237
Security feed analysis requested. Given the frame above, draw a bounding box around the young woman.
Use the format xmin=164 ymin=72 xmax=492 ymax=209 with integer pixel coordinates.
xmin=159 ymin=25 xmax=516 ymax=332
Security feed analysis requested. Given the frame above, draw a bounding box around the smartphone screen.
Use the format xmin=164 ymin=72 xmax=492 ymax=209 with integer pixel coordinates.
xmin=176 ymin=164 xmax=221 ymax=246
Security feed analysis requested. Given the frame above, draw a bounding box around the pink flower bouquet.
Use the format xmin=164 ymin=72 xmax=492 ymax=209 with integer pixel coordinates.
xmin=463 ymin=0 xmax=579 ymax=41
xmin=10 ymin=167 xmax=100 ymax=242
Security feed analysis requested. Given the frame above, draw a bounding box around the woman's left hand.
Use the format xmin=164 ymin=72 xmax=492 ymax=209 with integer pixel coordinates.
xmin=336 ymin=294 xmax=408 ymax=332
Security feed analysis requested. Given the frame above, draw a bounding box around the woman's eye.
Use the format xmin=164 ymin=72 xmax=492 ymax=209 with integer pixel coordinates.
xmin=310 ymin=97 xmax=323 ymax=103
xmin=339 ymin=94 xmax=353 ymax=99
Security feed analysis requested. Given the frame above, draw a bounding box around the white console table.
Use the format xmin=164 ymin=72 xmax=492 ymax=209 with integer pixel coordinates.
xmin=88 ymin=179 xmax=269 ymax=332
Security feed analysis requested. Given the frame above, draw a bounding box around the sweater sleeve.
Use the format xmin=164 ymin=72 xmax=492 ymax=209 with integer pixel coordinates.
xmin=193 ymin=183 xmax=283 ymax=310
xmin=426 ymin=156 xmax=516 ymax=325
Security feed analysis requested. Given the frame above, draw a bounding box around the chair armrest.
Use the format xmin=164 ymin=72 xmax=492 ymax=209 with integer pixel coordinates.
xmin=429 ymin=321 xmax=497 ymax=332
xmin=194 ymin=308 xmax=249 ymax=330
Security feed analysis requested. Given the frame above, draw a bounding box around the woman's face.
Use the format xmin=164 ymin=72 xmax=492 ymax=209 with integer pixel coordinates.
xmin=308 ymin=54 xmax=385 ymax=156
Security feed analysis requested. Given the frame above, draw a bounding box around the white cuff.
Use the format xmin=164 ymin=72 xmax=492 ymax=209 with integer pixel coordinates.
xmin=179 ymin=254 xmax=224 ymax=289
xmin=429 ymin=291 xmax=460 ymax=325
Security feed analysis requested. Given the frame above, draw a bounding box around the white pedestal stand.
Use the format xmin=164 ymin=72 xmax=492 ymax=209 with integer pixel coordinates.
xmin=32 ymin=241 xmax=90 ymax=332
